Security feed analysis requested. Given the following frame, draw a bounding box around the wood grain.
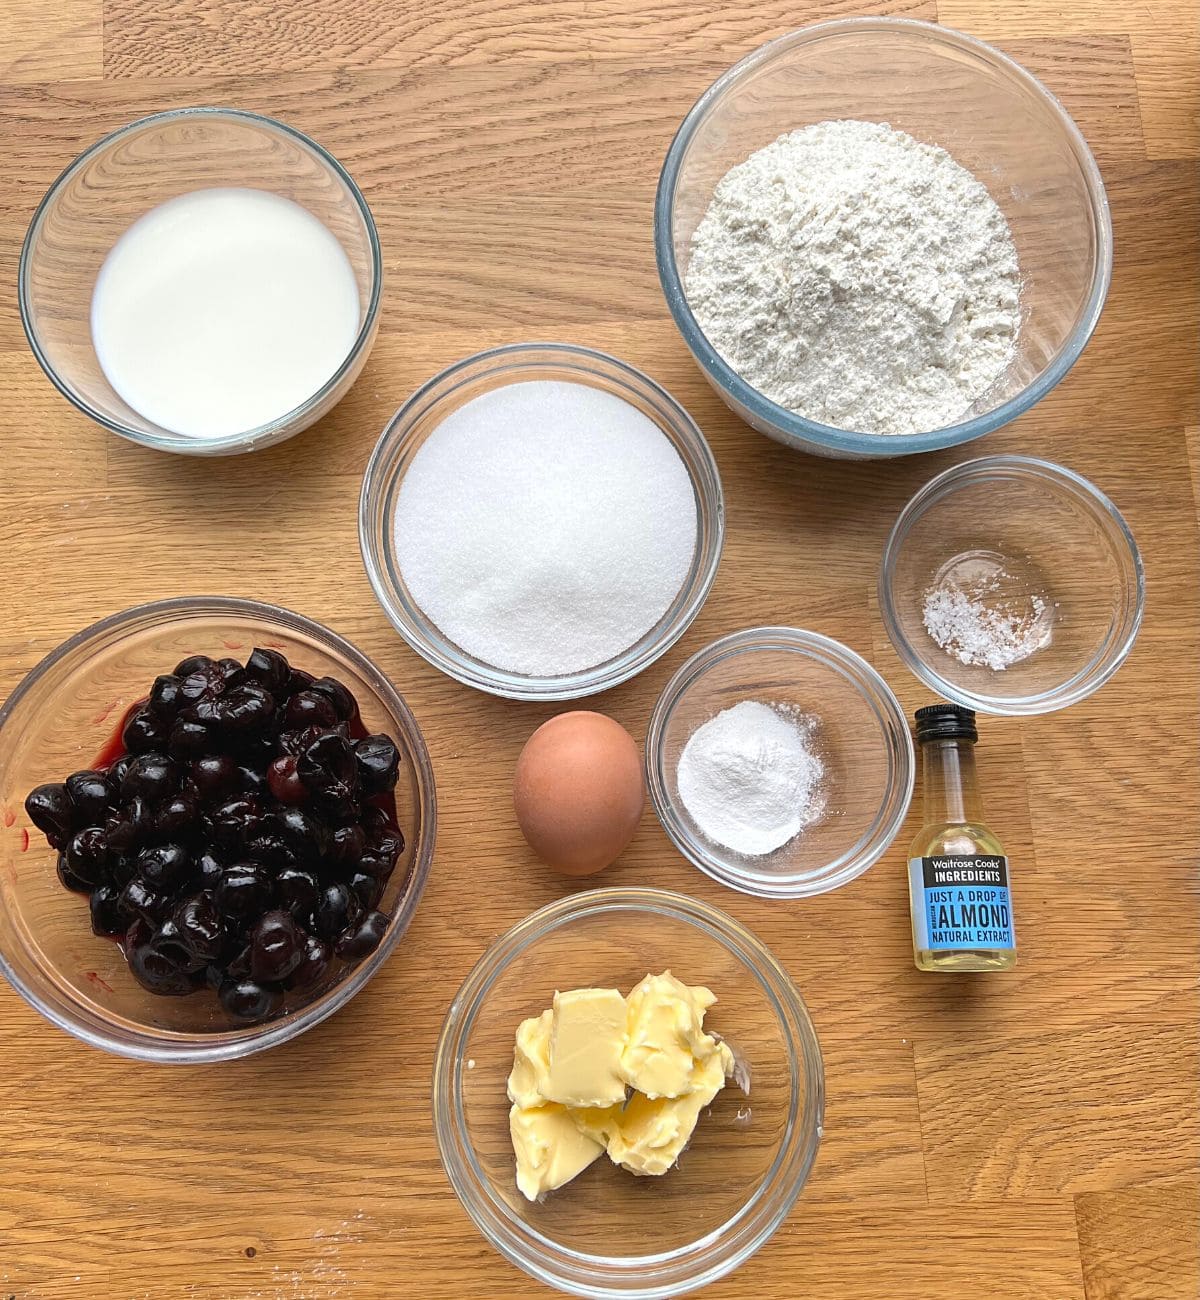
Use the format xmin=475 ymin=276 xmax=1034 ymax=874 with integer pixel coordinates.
xmin=0 ymin=1 xmax=1197 ymax=1297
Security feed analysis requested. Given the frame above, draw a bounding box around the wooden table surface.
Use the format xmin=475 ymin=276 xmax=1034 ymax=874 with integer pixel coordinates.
xmin=1 ymin=1 xmax=1197 ymax=1297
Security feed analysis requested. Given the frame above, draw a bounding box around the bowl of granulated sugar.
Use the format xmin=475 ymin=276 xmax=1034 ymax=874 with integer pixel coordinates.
xmin=880 ymin=456 xmax=1144 ymax=715
xmin=359 ymin=343 xmax=724 ymax=700
xmin=655 ymin=18 xmax=1112 ymax=459
xmin=645 ymin=627 xmax=915 ymax=898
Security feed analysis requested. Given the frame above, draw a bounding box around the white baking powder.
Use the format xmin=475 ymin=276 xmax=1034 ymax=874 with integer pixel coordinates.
xmin=684 ymin=119 xmax=1021 ymax=436
xmin=393 ymin=379 xmax=697 ymax=676
xmin=676 ymin=701 xmax=825 ymax=857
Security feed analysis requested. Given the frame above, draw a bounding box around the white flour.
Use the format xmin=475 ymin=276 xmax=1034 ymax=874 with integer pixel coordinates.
xmin=676 ymin=700 xmax=825 ymax=857
xmin=684 ymin=120 xmax=1021 ymax=436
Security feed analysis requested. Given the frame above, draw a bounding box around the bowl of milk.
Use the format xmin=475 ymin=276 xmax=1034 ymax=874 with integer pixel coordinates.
xmin=19 ymin=107 xmax=382 ymax=455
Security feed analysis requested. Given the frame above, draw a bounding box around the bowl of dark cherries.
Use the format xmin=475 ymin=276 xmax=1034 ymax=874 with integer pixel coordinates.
xmin=0 ymin=597 xmax=435 ymax=1061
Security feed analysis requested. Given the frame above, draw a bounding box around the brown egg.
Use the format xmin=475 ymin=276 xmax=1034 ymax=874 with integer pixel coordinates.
xmin=514 ymin=712 xmax=645 ymax=876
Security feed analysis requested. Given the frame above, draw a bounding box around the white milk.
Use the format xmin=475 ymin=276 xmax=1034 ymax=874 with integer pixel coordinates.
xmin=90 ymin=187 xmax=361 ymax=438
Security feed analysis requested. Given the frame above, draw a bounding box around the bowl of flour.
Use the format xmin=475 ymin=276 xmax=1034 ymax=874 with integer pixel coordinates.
xmin=655 ymin=17 xmax=1112 ymax=459
xmin=645 ymin=627 xmax=914 ymax=898
xmin=359 ymin=342 xmax=724 ymax=700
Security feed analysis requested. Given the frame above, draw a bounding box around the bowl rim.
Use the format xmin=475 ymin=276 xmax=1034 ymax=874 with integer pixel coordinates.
xmin=18 ymin=106 xmax=384 ymax=456
xmin=878 ymin=453 xmax=1146 ymax=715
xmin=0 ymin=594 xmax=437 ymax=1062
xmin=359 ymin=340 xmax=725 ymax=702
xmin=654 ymin=15 xmax=1114 ymax=457
xmin=645 ymin=627 xmax=916 ymax=898
xmin=431 ymin=886 xmax=825 ymax=1299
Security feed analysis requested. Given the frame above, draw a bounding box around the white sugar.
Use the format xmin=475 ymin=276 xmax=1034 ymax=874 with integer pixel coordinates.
xmin=393 ymin=380 xmax=698 ymax=676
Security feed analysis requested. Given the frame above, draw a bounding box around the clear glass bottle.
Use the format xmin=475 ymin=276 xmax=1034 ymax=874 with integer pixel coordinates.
xmin=907 ymin=704 xmax=1017 ymax=972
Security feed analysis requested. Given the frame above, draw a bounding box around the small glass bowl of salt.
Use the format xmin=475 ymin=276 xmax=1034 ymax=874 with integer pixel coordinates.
xmin=879 ymin=455 xmax=1145 ymax=715
xmin=645 ymin=627 xmax=914 ymax=898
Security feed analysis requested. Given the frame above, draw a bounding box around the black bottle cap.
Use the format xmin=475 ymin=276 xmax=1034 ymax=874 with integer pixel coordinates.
xmin=914 ymin=703 xmax=978 ymax=744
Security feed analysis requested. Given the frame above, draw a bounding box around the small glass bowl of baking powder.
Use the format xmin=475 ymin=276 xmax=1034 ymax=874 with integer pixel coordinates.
xmin=655 ymin=17 xmax=1112 ymax=459
xmin=433 ymin=887 xmax=823 ymax=1297
xmin=880 ymin=455 xmax=1144 ymax=715
xmin=645 ymin=628 xmax=915 ymax=898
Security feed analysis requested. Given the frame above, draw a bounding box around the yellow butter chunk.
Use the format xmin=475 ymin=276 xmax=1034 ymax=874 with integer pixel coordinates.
xmin=606 ymin=1045 xmax=734 ymax=1177
xmin=619 ymin=971 xmax=724 ymax=1099
xmin=507 ymin=971 xmax=739 ymax=1199
xmin=506 ymin=1009 xmax=553 ymax=1109
xmin=542 ymin=987 xmax=628 ymax=1108
xmin=509 ymin=1103 xmax=606 ymax=1201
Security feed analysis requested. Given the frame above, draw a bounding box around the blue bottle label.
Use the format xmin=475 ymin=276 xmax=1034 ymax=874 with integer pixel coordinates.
xmin=909 ymin=855 xmax=1015 ymax=952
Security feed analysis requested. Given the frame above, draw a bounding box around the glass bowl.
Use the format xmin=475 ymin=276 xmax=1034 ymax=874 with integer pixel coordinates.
xmin=655 ymin=17 xmax=1113 ymax=459
xmin=0 ymin=597 xmax=435 ymax=1062
xmin=879 ymin=455 xmax=1145 ymax=715
xmin=432 ymin=887 xmax=823 ymax=1298
xmin=19 ymin=107 xmax=382 ymax=456
xmin=359 ymin=342 xmax=724 ymax=701
xmin=646 ymin=629 xmax=914 ymax=898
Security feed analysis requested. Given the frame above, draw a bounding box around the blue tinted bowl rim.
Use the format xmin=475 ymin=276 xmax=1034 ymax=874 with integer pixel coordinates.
xmin=654 ymin=16 xmax=1114 ymax=457
xmin=18 ymin=106 xmax=383 ymax=455
xmin=0 ymin=595 xmax=436 ymax=1062
xmin=878 ymin=454 xmax=1146 ymax=715
xmin=431 ymin=886 xmax=824 ymax=1298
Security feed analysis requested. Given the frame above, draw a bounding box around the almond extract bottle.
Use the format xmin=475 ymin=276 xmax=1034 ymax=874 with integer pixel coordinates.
xmin=908 ymin=704 xmax=1016 ymax=972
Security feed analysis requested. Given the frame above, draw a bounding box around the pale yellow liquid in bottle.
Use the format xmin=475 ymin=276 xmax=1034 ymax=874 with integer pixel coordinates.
xmin=909 ymin=736 xmax=1017 ymax=972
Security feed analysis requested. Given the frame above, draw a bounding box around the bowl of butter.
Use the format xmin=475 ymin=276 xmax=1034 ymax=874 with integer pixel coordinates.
xmin=432 ymin=887 xmax=823 ymax=1298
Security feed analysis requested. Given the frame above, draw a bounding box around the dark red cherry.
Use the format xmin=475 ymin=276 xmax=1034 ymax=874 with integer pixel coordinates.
xmin=287 ymin=667 xmax=316 ymax=695
xmin=173 ymin=892 xmax=225 ymax=965
xmin=313 ymin=882 xmax=361 ymax=941
xmin=89 ymin=883 xmax=124 ymax=937
xmin=267 ymin=755 xmax=308 ymax=805
xmin=275 ymin=867 xmax=320 ymax=919
xmin=65 ymin=827 xmax=111 ymax=887
xmin=354 ymin=736 xmax=400 ymax=795
xmin=308 ymin=675 xmax=358 ymax=722
xmin=348 ymin=870 xmax=383 ymax=911
xmin=189 ymin=754 xmax=239 ymax=802
xmin=147 ymin=674 xmax=184 ymax=720
xmin=173 ymin=653 xmax=216 ymax=678
xmin=65 ymin=770 xmax=115 ymax=823
xmin=180 ymin=664 xmax=226 ymax=704
xmin=122 ymin=707 xmax=170 ymax=755
xmin=214 ymin=864 xmax=271 ymax=921
xmin=207 ymin=797 xmax=261 ymax=849
xmin=243 ymin=647 xmax=290 ymax=695
xmin=121 ymin=753 xmax=177 ymax=804
xmin=195 ymin=851 xmax=224 ymax=890
xmin=248 ymin=909 xmax=304 ymax=982
xmin=57 ymin=853 xmax=91 ymax=894
xmin=105 ymin=796 xmax=155 ymax=852
xmin=219 ymin=979 xmax=281 ymax=1021
xmin=156 ymin=792 xmax=198 ymax=838
xmin=276 ymin=806 xmax=327 ymax=861
xmin=283 ymin=691 xmax=338 ymax=730
xmin=129 ymin=937 xmax=198 ymax=995
xmin=25 ymin=783 xmax=74 ymax=844
xmin=118 ymin=876 xmax=170 ymax=923
xmin=329 ymin=824 xmax=366 ymax=867
xmin=137 ymin=842 xmax=191 ymax=890
xmin=168 ymin=717 xmax=212 ymax=759
xmin=335 ymin=910 xmax=388 ymax=960
xmin=287 ymin=933 xmax=330 ymax=989
xmin=217 ymin=684 xmax=275 ymax=734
